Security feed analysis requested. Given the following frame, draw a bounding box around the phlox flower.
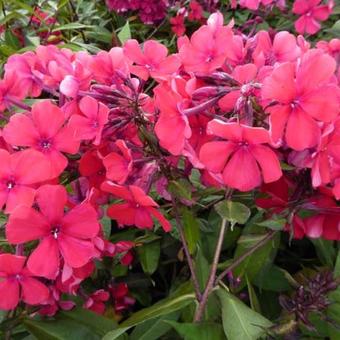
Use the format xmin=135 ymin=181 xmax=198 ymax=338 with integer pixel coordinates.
xmin=293 ymin=0 xmax=334 ymax=35
xmin=252 ymin=31 xmax=301 ymax=67
xmin=101 ymin=181 xmax=171 ymax=232
xmin=154 ymin=84 xmax=191 ymax=156
xmin=0 ymin=254 xmax=49 ymax=310
xmin=3 ymin=100 xmax=80 ymax=177
xmin=103 ymin=140 xmax=133 ymax=184
xmin=170 ymin=13 xmax=186 ymax=37
xmin=0 ymin=71 xmax=27 ymax=111
xmin=124 ymin=39 xmax=180 ymax=81
xmin=84 ymin=289 xmax=110 ymax=314
xmin=91 ymin=47 xmax=131 ymax=85
xmin=262 ymin=49 xmax=340 ymax=151
xmin=79 ymin=149 xmax=106 ymax=188
xmin=0 ymin=149 xmax=51 ymax=213
xmin=239 ymin=0 xmax=274 ymax=10
xmin=303 ymin=194 xmax=340 ymax=240
xmin=218 ymin=63 xmax=259 ymax=113
xmin=6 ymin=185 xmax=100 ymax=279
xmin=178 ymin=12 xmax=233 ymax=73
xmin=199 ymin=120 xmax=282 ymax=191
xmin=68 ymin=96 xmax=109 ymax=145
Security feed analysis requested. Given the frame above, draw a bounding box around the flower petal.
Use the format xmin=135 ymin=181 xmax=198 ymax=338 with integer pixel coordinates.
xmin=6 ymin=206 xmax=50 ymax=244
xmin=27 ymin=236 xmax=60 ymax=279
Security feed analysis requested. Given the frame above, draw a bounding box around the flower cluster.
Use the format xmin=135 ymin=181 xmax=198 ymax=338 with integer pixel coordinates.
xmin=0 ymin=11 xmax=339 ymax=315
xmin=106 ymin=0 xmax=169 ymax=24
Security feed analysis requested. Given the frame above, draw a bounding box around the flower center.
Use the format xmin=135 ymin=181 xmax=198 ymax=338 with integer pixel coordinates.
xmin=6 ymin=180 xmax=15 ymax=190
xmin=39 ymin=139 xmax=52 ymax=150
xmin=51 ymin=226 xmax=61 ymax=239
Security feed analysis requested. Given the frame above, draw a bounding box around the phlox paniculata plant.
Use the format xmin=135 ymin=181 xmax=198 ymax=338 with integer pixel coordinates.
xmin=0 ymin=11 xmax=339 ymax=321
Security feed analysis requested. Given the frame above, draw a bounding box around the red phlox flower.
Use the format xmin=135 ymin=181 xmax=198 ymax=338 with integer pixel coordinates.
xmin=101 ymin=181 xmax=171 ymax=232
xmin=0 ymin=254 xmax=49 ymax=310
xmin=6 ymin=185 xmax=100 ymax=279
xmin=252 ymin=31 xmax=301 ymax=67
xmin=199 ymin=120 xmax=282 ymax=191
xmin=103 ymin=140 xmax=133 ymax=184
xmin=303 ymin=194 xmax=340 ymax=240
xmin=239 ymin=0 xmax=275 ymax=10
xmin=154 ymin=84 xmax=191 ymax=156
xmin=178 ymin=12 xmax=233 ymax=73
xmin=188 ymin=1 xmax=204 ymax=21
xmin=124 ymin=39 xmax=180 ymax=81
xmin=91 ymin=47 xmax=131 ymax=85
xmin=0 ymin=71 xmax=27 ymax=111
xmin=68 ymin=96 xmax=109 ymax=145
xmin=256 ymin=177 xmax=306 ymax=239
xmin=5 ymin=52 xmax=42 ymax=97
xmin=3 ymin=100 xmax=80 ymax=177
xmin=80 ymin=149 xmax=106 ymax=188
xmin=307 ymin=122 xmax=340 ymax=189
xmin=262 ymin=49 xmax=340 ymax=151
xmin=218 ymin=63 xmax=259 ymax=113
xmin=0 ymin=149 xmax=51 ymax=213
xmin=84 ymin=289 xmax=110 ymax=314
xmin=293 ymin=0 xmax=334 ymax=35
xmin=109 ymin=283 xmax=135 ymax=313
xmin=170 ymin=13 xmax=186 ymax=37
xmin=57 ymin=261 xmax=95 ymax=295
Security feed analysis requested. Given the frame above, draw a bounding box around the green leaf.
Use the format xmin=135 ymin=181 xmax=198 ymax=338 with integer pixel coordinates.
xmin=246 ymin=277 xmax=261 ymax=313
xmin=59 ymin=307 xmax=117 ymax=336
xmin=182 ymin=208 xmax=200 ymax=254
xmin=137 ymin=240 xmax=160 ymax=274
xmin=167 ymin=321 xmax=226 ymax=340
xmin=101 ymin=214 xmax=112 ymax=239
xmin=218 ymin=289 xmax=272 ymax=340
xmin=117 ymin=21 xmax=131 ymax=44
xmin=334 ymin=250 xmax=340 ymax=278
xmin=103 ymin=282 xmax=195 ymax=339
xmin=52 ymin=23 xmax=93 ymax=32
xmin=5 ymin=30 xmax=21 ymax=49
xmin=253 ymin=265 xmax=291 ymax=292
xmin=24 ymin=318 xmax=101 ymax=340
xmin=195 ymin=247 xmax=210 ymax=290
xmin=130 ymin=311 xmax=180 ymax=340
xmin=121 ymin=287 xmax=195 ymax=328
xmin=215 ymin=201 xmax=250 ymax=227
xmin=311 ymin=239 xmax=336 ymax=267
xmin=102 ymin=327 xmax=129 ymax=340
xmin=232 ymin=231 xmax=280 ymax=289
xmin=168 ymin=180 xmax=192 ymax=201
xmin=257 ymin=216 xmax=286 ymax=231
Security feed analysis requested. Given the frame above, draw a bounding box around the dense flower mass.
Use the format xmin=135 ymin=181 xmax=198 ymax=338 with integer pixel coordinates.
xmin=0 ymin=9 xmax=339 ymax=324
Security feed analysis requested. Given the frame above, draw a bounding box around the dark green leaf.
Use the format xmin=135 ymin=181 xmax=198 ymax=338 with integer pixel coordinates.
xmin=246 ymin=277 xmax=261 ymax=313
xmin=233 ymin=231 xmax=280 ymax=289
xmin=311 ymin=239 xmax=336 ymax=267
xmin=182 ymin=208 xmax=200 ymax=254
xmin=218 ymin=289 xmax=272 ymax=340
xmin=24 ymin=318 xmax=101 ymax=340
xmin=257 ymin=216 xmax=286 ymax=231
xmin=215 ymin=201 xmax=250 ymax=227
xmin=130 ymin=311 xmax=180 ymax=340
xmin=59 ymin=307 xmax=117 ymax=336
xmin=167 ymin=321 xmax=226 ymax=340
xmin=137 ymin=240 xmax=160 ymax=274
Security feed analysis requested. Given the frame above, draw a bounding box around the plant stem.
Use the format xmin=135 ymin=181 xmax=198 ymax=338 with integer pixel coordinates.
xmin=215 ymin=230 xmax=277 ymax=286
xmin=171 ymin=196 xmax=202 ymax=301
xmin=194 ymin=218 xmax=228 ymax=322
